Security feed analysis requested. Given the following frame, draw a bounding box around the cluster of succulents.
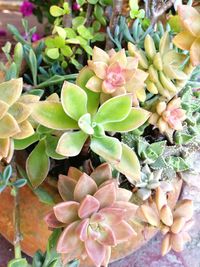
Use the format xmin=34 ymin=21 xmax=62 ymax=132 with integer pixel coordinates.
xmin=1 ymin=2 xmax=200 ymax=267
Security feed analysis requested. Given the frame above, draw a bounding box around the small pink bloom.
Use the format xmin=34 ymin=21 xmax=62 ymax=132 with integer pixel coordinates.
xmin=72 ymin=2 xmax=80 ymax=11
xmin=20 ymin=1 xmax=34 ymax=17
xmin=32 ymin=33 xmax=42 ymax=42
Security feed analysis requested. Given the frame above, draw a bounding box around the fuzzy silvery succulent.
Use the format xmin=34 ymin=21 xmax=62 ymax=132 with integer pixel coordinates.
xmin=135 ymin=165 xmax=162 ymax=200
xmin=45 ymin=163 xmax=138 ymax=267
xmin=31 ymin=80 xmax=150 ymax=183
xmin=128 ymin=31 xmax=193 ymax=99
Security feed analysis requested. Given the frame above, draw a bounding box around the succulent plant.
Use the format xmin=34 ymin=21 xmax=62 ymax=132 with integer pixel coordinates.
xmin=173 ymin=5 xmax=200 ymax=67
xmin=45 ymin=163 xmax=138 ymax=266
xmin=31 ymin=81 xmax=150 ymax=183
xmin=135 ymin=165 xmax=163 ymax=200
xmin=0 ymin=78 xmax=39 ymax=162
xmin=128 ymin=32 xmax=192 ymax=99
xmin=149 ymin=97 xmax=186 ymax=137
xmin=84 ymin=46 xmax=148 ymax=104
xmin=137 ymin=187 xmax=194 ymax=256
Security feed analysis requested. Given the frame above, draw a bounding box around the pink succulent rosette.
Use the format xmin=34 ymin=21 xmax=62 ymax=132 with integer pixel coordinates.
xmin=149 ymin=97 xmax=186 ymax=135
xmin=45 ymin=163 xmax=138 ymax=267
xmin=173 ymin=5 xmax=200 ymax=66
xmin=85 ymin=47 xmax=148 ymax=104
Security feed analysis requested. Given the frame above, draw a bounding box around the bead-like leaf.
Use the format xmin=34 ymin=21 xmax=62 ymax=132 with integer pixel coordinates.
xmin=61 ymin=81 xmax=88 ymax=121
xmin=56 ymin=131 xmax=88 ymax=157
xmin=103 ymin=108 xmax=150 ymax=132
xmin=94 ymin=95 xmax=132 ymax=124
xmin=114 ymin=143 xmax=141 ymax=183
xmin=26 ymin=139 xmax=50 ymax=188
xmin=90 ymin=135 xmax=122 ymax=163
xmin=31 ymin=102 xmax=78 ymax=130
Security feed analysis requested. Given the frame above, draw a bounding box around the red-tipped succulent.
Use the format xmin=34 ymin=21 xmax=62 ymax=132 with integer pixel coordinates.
xmin=45 ymin=163 xmax=138 ymax=267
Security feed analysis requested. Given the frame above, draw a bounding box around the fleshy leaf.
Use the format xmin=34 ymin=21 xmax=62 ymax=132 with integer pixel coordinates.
xmin=0 ymin=114 xmax=20 ymax=138
xmin=103 ymin=108 xmax=150 ymax=132
xmin=8 ymin=102 xmax=31 ymax=123
xmin=78 ymin=113 xmax=94 ymax=135
xmin=91 ymin=135 xmax=122 ymax=163
xmin=45 ymin=135 xmax=66 ymax=160
xmin=0 ymin=78 xmax=22 ymax=106
xmin=26 ymin=139 xmax=50 ymax=188
xmin=61 ymin=81 xmax=88 ymax=121
xmin=14 ymin=133 xmax=39 ymax=150
xmin=94 ymin=95 xmax=132 ymax=124
xmin=31 ymin=102 xmax=78 ymax=130
xmin=114 ymin=143 xmax=141 ymax=183
xmin=76 ymin=67 xmax=100 ymax=114
xmin=56 ymin=131 xmax=88 ymax=157
xmin=13 ymin=120 xmax=34 ymax=140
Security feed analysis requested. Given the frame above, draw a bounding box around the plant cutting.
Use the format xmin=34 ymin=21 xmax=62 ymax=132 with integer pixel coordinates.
xmin=0 ymin=1 xmax=200 ymax=267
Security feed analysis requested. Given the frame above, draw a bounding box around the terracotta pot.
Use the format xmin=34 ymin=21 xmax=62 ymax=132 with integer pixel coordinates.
xmin=0 ymin=172 xmax=182 ymax=264
xmin=0 ymin=182 xmax=61 ymax=256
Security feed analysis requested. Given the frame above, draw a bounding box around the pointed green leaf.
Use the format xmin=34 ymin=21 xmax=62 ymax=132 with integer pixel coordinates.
xmin=61 ymin=81 xmax=88 ymax=121
xmin=76 ymin=67 xmax=100 ymax=114
xmin=114 ymin=143 xmax=141 ymax=183
xmin=103 ymin=108 xmax=150 ymax=132
xmin=45 ymin=135 xmax=66 ymax=160
xmin=26 ymin=140 xmax=50 ymax=188
xmin=56 ymin=131 xmax=88 ymax=157
xmin=94 ymin=95 xmax=132 ymax=124
xmin=91 ymin=135 xmax=122 ymax=163
xmin=14 ymin=133 xmax=39 ymax=150
xmin=31 ymin=102 xmax=78 ymax=130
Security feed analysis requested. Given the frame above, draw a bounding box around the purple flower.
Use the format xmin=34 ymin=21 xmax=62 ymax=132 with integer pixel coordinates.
xmin=20 ymin=1 xmax=34 ymax=17
xmin=72 ymin=2 xmax=80 ymax=11
xmin=32 ymin=33 xmax=42 ymax=42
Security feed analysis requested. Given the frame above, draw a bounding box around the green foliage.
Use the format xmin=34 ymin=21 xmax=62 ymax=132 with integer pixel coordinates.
xmin=0 ymin=165 xmax=27 ymax=193
xmin=31 ymin=229 xmax=80 ymax=267
xmin=31 ymin=82 xmax=150 ymax=183
xmin=129 ymin=0 xmax=145 ymax=19
xmin=15 ymin=124 xmax=67 ymax=189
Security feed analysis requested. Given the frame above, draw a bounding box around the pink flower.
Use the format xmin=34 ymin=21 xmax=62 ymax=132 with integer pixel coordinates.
xmin=72 ymin=2 xmax=80 ymax=11
xmin=32 ymin=33 xmax=42 ymax=42
xmin=20 ymin=1 xmax=34 ymax=17
xmin=45 ymin=164 xmax=138 ymax=266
